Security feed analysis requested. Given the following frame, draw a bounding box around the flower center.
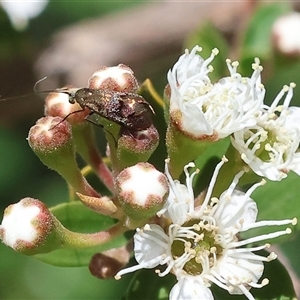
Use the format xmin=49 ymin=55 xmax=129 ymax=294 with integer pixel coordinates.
xmin=170 ymin=219 xmax=223 ymax=276
xmin=244 ymin=120 xmax=296 ymax=164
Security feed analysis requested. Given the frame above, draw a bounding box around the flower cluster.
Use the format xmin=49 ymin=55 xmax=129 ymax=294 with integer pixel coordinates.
xmin=115 ymin=158 xmax=296 ymax=300
xmin=166 ymin=46 xmax=300 ymax=181
xmin=0 ymin=45 xmax=299 ymax=300
xmin=167 ymin=47 xmax=264 ymax=140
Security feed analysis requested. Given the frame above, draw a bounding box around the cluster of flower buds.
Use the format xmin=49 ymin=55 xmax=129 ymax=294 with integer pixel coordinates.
xmin=0 ymin=64 xmax=163 ymax=275
xmin=0 ymin=44 xmax=299 ymax=300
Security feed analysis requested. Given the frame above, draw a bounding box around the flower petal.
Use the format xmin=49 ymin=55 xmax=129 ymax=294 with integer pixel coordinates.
xmin=170 ymin=276 xmax=214 ymax=300
xmin=215 ymin=190 xmax=258 ymax=230
xmin=134 ymin=224 xmax=169 ymax=268
xmin=216 ymin=253 xmax=264 ymax=294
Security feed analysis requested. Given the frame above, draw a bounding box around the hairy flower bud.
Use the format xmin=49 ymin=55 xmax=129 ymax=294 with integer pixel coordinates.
xmin=117 ymin=125 xmax=159 ymax=169
xmin=88 ymin=64 xmax=139 ymax=93
xmin=28 ymin=116 xmax=73 ymax=153
xmin=44 ymin=89 xmax=90 ymax=126
xmin=0 ymin=198 xmax=123 ymax=255
xmin=115 ymin=162 xmax=168 ymax=220
xmin=28 ymin=116 xmax=99 ymax=197
xmin=0 ymin=198 xmax=57 ymax=254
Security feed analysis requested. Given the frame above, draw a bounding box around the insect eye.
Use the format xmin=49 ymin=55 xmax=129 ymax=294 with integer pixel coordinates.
xmin=69 ymin=97 xmax=75 ymax=104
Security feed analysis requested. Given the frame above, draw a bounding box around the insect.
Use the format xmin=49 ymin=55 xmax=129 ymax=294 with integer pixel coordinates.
xmin=54 ymin=87 xmax=155 ymax=131
xmin=1 ymin=80 xmax=155 ymax=131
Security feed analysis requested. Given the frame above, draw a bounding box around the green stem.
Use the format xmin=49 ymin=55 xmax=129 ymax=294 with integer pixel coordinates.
xmin=56 ymin=219 xmax=127 ymax=249
xmin=167 ymin=124 xmax=212 ymax=179
xmin=73 ymin=123 xmax=115 ymax=193
xmin=212 ymin=143 xmax=260 ymax=197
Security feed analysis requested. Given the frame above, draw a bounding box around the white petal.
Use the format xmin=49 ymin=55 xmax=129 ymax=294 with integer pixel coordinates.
xmin=282 ymin=106 xmax=300 ymax=130
xmin=134 ymin=224 xmax=169 ymax=268
xmin=166 ymin=182 xmax=192 ymax=225
xmin=215 ymin=190 xmax=258 ymax=230
xmin=216 ymin=253 xmax=264 ymax=294
xmin=170 ymin=276 xmax=214 ymax=300
xmin=287 ymin=152 xmax=300 ymax=176
xmin=180 ymin=102 xmax=213 ymax=136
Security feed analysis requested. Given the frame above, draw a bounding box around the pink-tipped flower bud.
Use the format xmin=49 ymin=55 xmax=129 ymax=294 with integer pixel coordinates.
xmin=0 ymin=198 xmax=56 ymax=255
xmin=115 ymin=162 xmax=168 ymax=220
xmin=44 ymin=89 xmax=90 ymax=126
xmin=28 ymin=116 xmax=99 ymax=197
xmin=0 ymin=198 xmax=118 ymax=254
xmin=28 ymin=116 xmax=73 ymax=153
xmin=272 ymin=12 xmax=300 ymax=56
xmin=117 ymin=125 xmax=159 ymax=170
xmin=88 ymin=64 xmax=139 ymax=93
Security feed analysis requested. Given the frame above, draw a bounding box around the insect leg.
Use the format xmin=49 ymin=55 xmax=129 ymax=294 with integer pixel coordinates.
xmin=49 ymin=108 xmax=87 ymax=130
xmin=84 ymin=112 xmax=118 ymax=147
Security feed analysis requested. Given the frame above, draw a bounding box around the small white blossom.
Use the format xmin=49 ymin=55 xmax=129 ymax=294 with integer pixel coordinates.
xmin=272 ymin=12 xmax=300 ymax=55
xmin=1 ymin=1 xmax=48 ymax=30
xmin=231 ymin=83 xmax=300 ymax=180
xmin=167 ymin=46 xmax=264 ymax=140
xmin=115 ymin=158 xmax=296 ymax=300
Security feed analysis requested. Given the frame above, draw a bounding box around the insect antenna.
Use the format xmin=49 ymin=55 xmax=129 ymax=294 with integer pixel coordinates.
xmin=0 ymin=76 xmax=76 ymax=103
xmin=0 ymin=77 xmax=58 ymax=102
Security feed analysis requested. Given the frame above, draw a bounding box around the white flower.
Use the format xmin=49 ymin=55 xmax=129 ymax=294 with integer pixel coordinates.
xmin=231 ymin=83 xmax=300 ymax=181
xmin=167 ymin=46 xmax=264 ymax=140
xmin=272 ymin=12 xmax=300 ymax=55
xmin=1 ymin=1 xmax=48 ymax=30
xmin=115 ymin=158 xmax=297 ymax=300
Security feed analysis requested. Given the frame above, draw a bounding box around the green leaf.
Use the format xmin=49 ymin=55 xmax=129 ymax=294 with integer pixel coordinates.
xmin=185 ymin=22 xmax=230 ymax=81
xmin=212 ymin=251 xmax=296 ymax=300
xmin=33 ymin=201 xmax=129 ymax=267
xmin=193 ymin=138 xmax=230 ymax=195
xmin=280 ymin=232 xmax=300 ymax=278
xmin=239 ymin=3 xmax=291 ymax=75
xmin=125 ymin=269 xmax=176 ymax=300
xmin=242 ymin=171 xmax=300 ymax=243
xmin=264 ymin=60 xmax=300 ymax=107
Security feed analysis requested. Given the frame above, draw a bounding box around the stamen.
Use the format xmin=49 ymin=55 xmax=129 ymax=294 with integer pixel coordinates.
xmin=229 ymin=228 xmax=292 ymax=248
xmin=227 ymin=243 xmax=269 ymax=254
xmin=199 ymin=157 xmax=227 ymax=215
xmin=269 ymin=85 xmax=288 ymax=112
xmin=237 ymin=284 xmax=255 ymax=300
xmin=242 ymin=218 xmax=296 ymax=231
xmin=249 ymin=278 xmax=269 ymax=288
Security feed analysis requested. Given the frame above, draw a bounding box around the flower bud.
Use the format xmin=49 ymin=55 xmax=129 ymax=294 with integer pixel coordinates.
xmin=272 ymin=12 xmax=300 ymax=56
xmin=44 ymin=89 xmax=90 ymax=126
xmin=0 ymin=198 xmax=123 ymax=254
xmin=28 ymin=116 xmax=73 ymax=154
xmin=88 ymin=64 xmax=139 ymax=93
xmin=0 ymin=198 xmax=58 ymax=255
xmin=89 ymin=245 xmax=131 ymax=279
xmin=44 ymin=91 xmax=115 ymax=193
xmin=76 ymin=193 xmax=118 ymax=216
xmin=117 ymin=125 xmax=159 ymax=170
xmin=115 ymin=162 xmax=168 ymax=220
xmin=28 ymin=116 xmax=99 ymax=197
